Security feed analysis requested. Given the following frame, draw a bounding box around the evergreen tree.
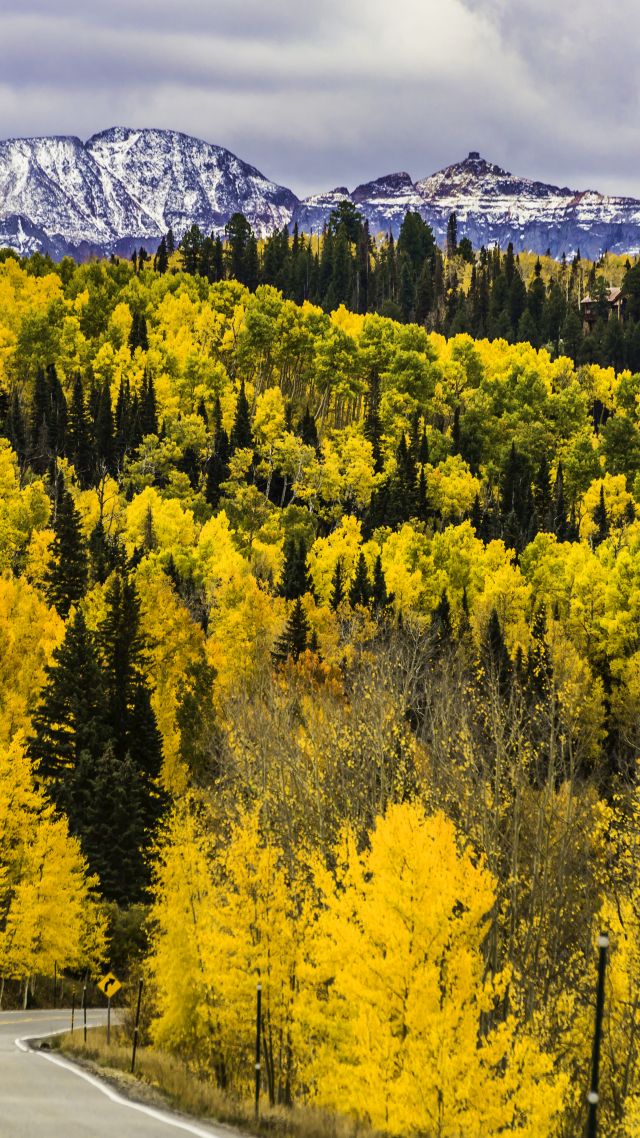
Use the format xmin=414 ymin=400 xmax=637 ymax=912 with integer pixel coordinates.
xmin=349 ymin=552 xmax=371 ymax=608
xmin=28 ymin=609 xmax=109 ymax=784
xmin=129 ymin=311 xmax=149 ymax=353
xmin=43 ymin=477 xmax=89 ymax=618
xmin=205 ymin=399 xmax=231 ymax=507
xmin=230 ymin=380 xmax=253 ymax=451
xmin=97 ymin=572 xmax=162 ymax=774
xmin=484 ymin=609 xmax=512 ymax=699
xmin=298 ymin=406 xmax=319 ymax=450
xmin=534 ymin=455 xmax=553 ymax=530
xmin=552 ymin=462 xmax=570 ymax=541
xmin=67 ymin=745 xmax=152 ymax=905
xmin=432 ymin=590 xmax=453 ymax=647
xmin=371 ymin=555 xmax=389 ymax=611
xmin=272 ymin=597 xmax=310 ymax=664
xmin=67 ymin=374 xmax=92 ymax=488
xmin=154 ymin=237 xmax=169 ymax=274
xmin=139 ymin=370 xmax=159 ymax=437
xmin=93 ymin=380 xmax=114 ymax=475
xmin=330 ymin=559 xmax=346 ymax=611
xmin=279 ymin=536 xmax=312 ymax=600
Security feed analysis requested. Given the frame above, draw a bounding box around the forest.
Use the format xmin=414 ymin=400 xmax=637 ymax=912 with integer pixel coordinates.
xmin=1 ymin=230 xmax=640 ymax=1135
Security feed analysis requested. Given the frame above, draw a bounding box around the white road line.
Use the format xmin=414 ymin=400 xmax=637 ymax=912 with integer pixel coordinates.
xmin=16 ymin=1032 xmax=236 ymax=1138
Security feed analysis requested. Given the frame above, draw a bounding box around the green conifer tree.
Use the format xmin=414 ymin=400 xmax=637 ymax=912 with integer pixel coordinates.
xmin=349 ymin=552 xmax=371 ymax=608
xmin=330 ymin=558 xmax=346 ymax=611
xmin=230 ymin=380 xmax=253 ymax=451
xmin=28 ymin=609 xmax=109 ymax=785
xmin=272 ymin=597 xmax=310 ymax=664
xmin=43 ymin=478 xmax=89 ymax=618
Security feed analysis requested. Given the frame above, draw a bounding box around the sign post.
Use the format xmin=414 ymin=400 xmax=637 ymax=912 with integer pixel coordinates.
xmin=97 ymin=972 xmax=122 ymax=1046
xmin=131 ymin=978 xmax=143 ymax=1074
xmin=70 ymin=989 xmax=75 ymax=1034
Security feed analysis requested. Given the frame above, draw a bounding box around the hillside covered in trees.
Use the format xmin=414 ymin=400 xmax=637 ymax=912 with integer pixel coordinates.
xmin=3 ymin=243 xmax=640 ymax=1134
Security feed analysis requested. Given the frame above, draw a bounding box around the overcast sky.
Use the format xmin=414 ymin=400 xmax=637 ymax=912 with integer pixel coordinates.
xmin=1 ymin=0 xmax=637 ymax=198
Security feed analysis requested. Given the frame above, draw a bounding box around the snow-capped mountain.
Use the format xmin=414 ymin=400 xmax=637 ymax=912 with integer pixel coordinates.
xmin=413 ymin=152 xmax=640 ymax=259
xmin=0 ymin=128 xmax=299 ymax=258
xmin=1 ymin=130 xmax=640 ymax=260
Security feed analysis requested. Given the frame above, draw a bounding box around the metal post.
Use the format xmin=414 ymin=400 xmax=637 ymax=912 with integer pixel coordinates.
xmin=587 ymin=931 xmax=609 ymax=1138
xmin=71 ymin=990 xmax=75 ymax=1034
xmin=53 ymin=961 xmax=57 ymax=1009
xmin=107 ymin=996 xmax=111 ymax=1046
xmin=254 ymin=981 xmax=262 ymax=1120
xmin=131 ymin=979 xmax=143 ymax=1074
xmin=82 ymin=984 xmax=87 ymax=1044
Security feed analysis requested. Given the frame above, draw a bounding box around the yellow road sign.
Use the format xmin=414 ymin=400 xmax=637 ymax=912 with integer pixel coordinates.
xmin=97 ymin=972 xmax=122 ymax=999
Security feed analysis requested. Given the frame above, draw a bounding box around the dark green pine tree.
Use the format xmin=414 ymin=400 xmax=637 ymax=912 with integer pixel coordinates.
xmin=387 ymin=433 xmax=417 ymax=525
xmin=139 ymin=370 xmax=159 ymax=437
xmin=534 ymin=455 xmax=553 ymax=531
xmin=592 ymin=484 xmax=609 ymax=547
xmin=43 ymin=477 xmax=89 ymax=618
xmin=129 ymin=311 xmax=149 ymax=353
xmin=67 ymin=374 xmax=93 ymax=488
xmin=552 ymin=461 xmax=570 ymax=541
xmin=432 ymin=590 xmax=453 ymax=647
xmin=46 ymin=364 xmax=67 ymax=458
xmin=371 ymin=555 xmax=389 ymax=612
xmin=279 ymin=536 xmax=312 ymax=600
xmin=98 ymin=571 xmax=164 ymax=781
xmin=330 ymin=558 xmax=346 ymax=611
xmin=484 ymin=609 xmax=512 ymax=699
xmin=500 ymin=442 xmax=533 ymax=551
xmin=230 ymin=380 xmax=253 ymax=451
xmin=349 ymin=552 xmax=371 ymax=608
xmin=271 ymin=597 xmax=310 ymax=664
xmin=416 ymin=466 xmax=429 ymax=522
xmin=298 ymin=406 xmax=319 ymax=451
xmin=154 ymin=237 xmax=169 ymax=274
xmin=89 ymin=520 xmax=125 ymax=585
xmin=28 ymin=609 xmax=109 ymax=786
xmin=68 ymin=746 xmax=152 ymax=905
xmin=93 ymin=380 xmax=115 ymax=476
xmin=114 ymin=378 xmax=132 ymax=468
xmin=205 ymin=398 xmax=231 ymax=508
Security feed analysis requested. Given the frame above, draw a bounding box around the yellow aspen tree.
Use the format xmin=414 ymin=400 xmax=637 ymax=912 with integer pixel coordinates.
xmin=300 ymin=802 xmax=565 ymax=1137
xmin=0 ymin=737 xmax=106 ymax=989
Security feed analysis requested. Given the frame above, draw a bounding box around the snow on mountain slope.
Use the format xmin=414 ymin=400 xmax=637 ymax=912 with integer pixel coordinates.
xmin=0 ymin=135 xmax=160 ymax=252
xmin=1 ymin=131 xmax=640 ymax=261
xmin=414 ymin=153 xmax=640 ymax=258
xmin=86 ymin=127 xmax=298 ymax=240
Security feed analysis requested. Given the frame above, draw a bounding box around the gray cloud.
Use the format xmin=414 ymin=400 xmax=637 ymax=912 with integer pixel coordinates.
xmin=0 ymin=0 xmax=637 ymax=199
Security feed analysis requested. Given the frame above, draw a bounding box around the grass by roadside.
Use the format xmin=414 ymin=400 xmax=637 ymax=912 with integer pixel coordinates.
xmin=53 ymin=1027 xmax=370 ymax=1138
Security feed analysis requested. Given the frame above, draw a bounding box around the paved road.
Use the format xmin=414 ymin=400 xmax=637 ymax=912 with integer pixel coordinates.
xmin=0 ymin=1010 xmax=241 ymax=1138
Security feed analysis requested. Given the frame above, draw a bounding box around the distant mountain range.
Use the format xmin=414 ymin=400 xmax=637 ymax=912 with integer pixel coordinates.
xmin=1 ymin=128 xmax=640 ymax=261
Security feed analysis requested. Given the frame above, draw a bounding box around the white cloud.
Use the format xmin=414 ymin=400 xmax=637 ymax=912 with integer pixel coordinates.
xmin=0 ymin=0 xmax=637 ymax=199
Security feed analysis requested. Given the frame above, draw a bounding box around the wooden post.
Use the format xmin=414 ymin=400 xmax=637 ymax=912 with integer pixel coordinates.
xmin=131 ymin=979 xmax=143 ymax=1074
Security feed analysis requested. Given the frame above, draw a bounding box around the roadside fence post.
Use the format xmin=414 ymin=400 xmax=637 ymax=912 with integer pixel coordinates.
xmin=131 ymin=978 xmax=143 ymax=1074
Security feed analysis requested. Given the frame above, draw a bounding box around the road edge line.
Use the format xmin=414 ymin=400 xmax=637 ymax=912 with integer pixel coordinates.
xmin=15 ymin=1031 xmax=235 ymax=1138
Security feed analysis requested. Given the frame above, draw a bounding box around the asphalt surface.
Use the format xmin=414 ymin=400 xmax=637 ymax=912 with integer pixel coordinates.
xmin=0 ymin=1010 xmax=240 ymax=1138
